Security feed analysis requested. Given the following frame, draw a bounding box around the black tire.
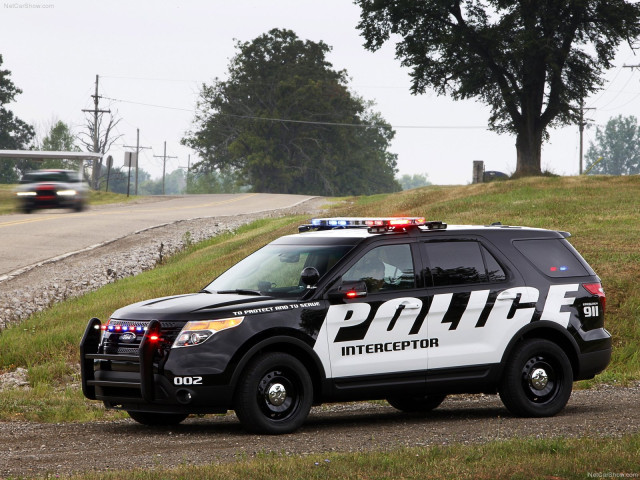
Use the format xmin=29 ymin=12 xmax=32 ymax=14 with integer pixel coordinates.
xmin=499 ymin=339 xmax=573 ymax=417
xmin=387 ymin=394 xmax=447 ymax=413
xmin=234 ymin=352 xmax=313 ymax=435
xmin=127 ymin=410 xmax=188 ymax=426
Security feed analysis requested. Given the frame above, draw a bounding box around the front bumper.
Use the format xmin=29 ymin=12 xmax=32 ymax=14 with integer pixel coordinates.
xmin=80 ymin=318 xmax=231 ymax=414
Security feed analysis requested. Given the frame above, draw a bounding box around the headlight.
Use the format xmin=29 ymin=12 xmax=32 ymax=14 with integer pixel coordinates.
xmin=16 ymin=191 xmax=36 ymax=196
xmin=57 ymin=189 xmax=77 ymax=196
xmin=172 ymin=317 xmax=244 ymax=348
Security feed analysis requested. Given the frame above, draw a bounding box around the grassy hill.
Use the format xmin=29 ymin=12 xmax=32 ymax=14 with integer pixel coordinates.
xmin=0 ymin=175 xmax=638 ymax=424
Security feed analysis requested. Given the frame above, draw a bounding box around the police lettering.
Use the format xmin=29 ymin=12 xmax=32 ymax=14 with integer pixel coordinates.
xmin=341 ymin=338 xmax=439 ymax=356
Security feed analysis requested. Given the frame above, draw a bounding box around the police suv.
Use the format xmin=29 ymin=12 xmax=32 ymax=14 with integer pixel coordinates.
xmin=80 ymin=217 xmax=611 ymax=434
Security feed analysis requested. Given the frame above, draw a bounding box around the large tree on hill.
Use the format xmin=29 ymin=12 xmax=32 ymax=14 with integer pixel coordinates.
xmin=0 ymin=54 xmax=35 ymax=183
xmin=355 ymin=0 xmax=640 ymax=176
xmin=183 ymin=28 xmax=401 ymax=195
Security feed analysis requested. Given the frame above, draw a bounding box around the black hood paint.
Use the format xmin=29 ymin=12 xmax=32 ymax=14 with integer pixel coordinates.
xmin=110 ymin=292 xmax=280 ymax=321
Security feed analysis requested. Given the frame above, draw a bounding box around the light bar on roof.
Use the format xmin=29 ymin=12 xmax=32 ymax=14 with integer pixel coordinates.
xmin=311 ymin=218 xmax=370 ymax=227
xmin=300 ymin=217 xmax=446 ymax=233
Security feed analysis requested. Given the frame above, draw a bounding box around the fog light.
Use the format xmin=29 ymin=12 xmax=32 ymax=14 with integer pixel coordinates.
xmin=176 ymin=389 xmax=193 ymax=404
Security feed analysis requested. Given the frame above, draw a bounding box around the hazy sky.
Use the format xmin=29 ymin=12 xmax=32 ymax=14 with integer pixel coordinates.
xmin=2 ymin=0 xmax=640 ymax=185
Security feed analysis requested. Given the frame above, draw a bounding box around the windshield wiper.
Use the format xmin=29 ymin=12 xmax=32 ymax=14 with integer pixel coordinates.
xmin=215 ymin=289 xmax=263 ymax=296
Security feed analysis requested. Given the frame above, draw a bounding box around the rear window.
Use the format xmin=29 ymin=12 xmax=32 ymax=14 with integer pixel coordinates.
xmin=514 ymin=238 xmax=591 ymax=278
xmin=423 ymin=241 xmax=506 ymax=287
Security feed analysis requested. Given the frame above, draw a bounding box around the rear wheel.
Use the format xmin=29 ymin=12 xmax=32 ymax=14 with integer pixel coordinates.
xmin=387 ymin=394 xmax=446 ymax=413
xmin=127 ymin=411 xmax=189 ymax=426
xmin=499 ymin=339 xmax=573 ymax=417
xmin=234 ymin=352 xmax=313 ymax=434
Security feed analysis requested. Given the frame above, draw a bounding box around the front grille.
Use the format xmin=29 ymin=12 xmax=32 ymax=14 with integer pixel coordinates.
xmin=101 ymin=319 xmax=184 ymax=355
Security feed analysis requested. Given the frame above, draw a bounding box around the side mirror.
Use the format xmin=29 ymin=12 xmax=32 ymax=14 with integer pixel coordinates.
xmin=300 ymin=267 xmax=320 ymax=287
xmin=328 ymin=280 xmax=368 ymax=302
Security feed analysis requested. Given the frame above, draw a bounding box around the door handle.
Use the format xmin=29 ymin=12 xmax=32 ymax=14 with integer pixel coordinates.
xmin=400 ymin=301 xmax=421 ymax=309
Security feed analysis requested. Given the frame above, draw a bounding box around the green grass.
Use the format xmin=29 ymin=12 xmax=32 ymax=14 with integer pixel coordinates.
xmin=0 ymin=184 xmax=138 ymax=214
xmin=0 ymin=184 xmax=18 ymax=214
xmin=34 ymin=434 xmax=640 ymax=480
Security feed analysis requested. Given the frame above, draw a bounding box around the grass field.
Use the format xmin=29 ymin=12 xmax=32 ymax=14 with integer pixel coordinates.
xmin=0 ymin=175 xmax=638 ymax=478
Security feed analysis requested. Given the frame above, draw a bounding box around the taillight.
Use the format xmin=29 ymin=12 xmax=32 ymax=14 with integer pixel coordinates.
xmin=583 ymin=283 xmax=606 ymax=313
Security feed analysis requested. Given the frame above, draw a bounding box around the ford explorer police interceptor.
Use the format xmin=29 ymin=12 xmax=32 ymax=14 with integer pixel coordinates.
xmin=80 ymin=217 xmax=611 ymax=434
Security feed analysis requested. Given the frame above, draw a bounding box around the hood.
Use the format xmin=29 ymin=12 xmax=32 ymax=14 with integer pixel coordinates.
xmin=110 ymin=292 xmax=280 ymax=321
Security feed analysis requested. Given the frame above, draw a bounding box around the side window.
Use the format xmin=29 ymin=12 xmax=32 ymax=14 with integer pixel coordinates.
xmin=342 ymin=244 xmax=415 ymax=293
xmin=482 ymin=245 xmax=507 ymax=282
xmin=424 ymin=241 xmax=505 ymax=287
xmin=514 ymin=238 xmax=591 ymax=278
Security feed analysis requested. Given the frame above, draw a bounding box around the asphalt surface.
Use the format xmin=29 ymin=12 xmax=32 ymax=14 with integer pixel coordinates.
xmin=0 ymin=193 xmax=314 ymax=280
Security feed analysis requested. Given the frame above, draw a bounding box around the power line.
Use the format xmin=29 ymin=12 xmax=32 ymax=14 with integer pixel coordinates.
xmin=99 ymin=95 xmax=488 ymax=130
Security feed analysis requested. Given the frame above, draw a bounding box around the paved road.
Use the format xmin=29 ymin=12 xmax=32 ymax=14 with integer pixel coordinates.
xmin=0 ymin=193 xmax=314 ymax=279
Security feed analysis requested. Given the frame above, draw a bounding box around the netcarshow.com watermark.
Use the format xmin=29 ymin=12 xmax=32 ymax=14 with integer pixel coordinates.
xmin=4 ymin=2 xmax=54 ymax=8
xmin=587 ymin=474 xmax=639 ymax=478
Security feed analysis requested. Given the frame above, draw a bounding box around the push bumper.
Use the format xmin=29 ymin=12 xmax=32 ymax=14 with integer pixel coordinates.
xmin=79 ymin=318 xmax=231 ymax=413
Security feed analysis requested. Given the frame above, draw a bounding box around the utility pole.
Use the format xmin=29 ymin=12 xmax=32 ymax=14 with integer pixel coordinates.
xmin=81 ymin=74 xmax=110 ymax=188
xmin=179 ymin=154 xmax=191 ymax=194
xmin=123 ymin=128 xmax=151 ymax=195
xmin=578 ymin=100 xmax=596 ymax=175
xmin=153 ymin=141 xmax=177 ymax=195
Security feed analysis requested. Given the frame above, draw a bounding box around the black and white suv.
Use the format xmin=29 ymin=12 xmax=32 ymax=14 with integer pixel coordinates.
xmin=80 ymin=217 xmax=611 ymax=434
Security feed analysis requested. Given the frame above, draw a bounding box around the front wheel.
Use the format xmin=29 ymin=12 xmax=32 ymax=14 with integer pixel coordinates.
xmin=499 ymin=339 xmax=573 ymax=417
xmin=127 ymin=411 xmax=189 ymax=426
xmin=387 ymin=394 xmax=447 ymax=413
xmin=234 ymin=352 xmax=313 ymax=434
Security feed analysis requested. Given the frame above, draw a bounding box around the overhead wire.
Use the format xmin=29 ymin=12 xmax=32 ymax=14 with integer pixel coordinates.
xmin=98 ymin=95 xmax=488 ymax=130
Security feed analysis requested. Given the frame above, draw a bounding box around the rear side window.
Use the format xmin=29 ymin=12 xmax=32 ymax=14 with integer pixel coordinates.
xmin=514 ymin=239 xmax=591 ymax=278
xmin=423 ymin=241 xmax=506 ymax=287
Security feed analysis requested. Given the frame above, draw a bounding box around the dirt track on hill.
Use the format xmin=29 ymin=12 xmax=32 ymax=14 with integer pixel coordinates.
xmin=0 ymin=384 xmax=638 ymax=478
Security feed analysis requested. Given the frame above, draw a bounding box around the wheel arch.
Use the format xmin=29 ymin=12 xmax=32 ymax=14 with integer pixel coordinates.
xmin=229 ymin=333 xmax=326 ymax=404
xmin=499 ymin=321 xmax=580 ymax=380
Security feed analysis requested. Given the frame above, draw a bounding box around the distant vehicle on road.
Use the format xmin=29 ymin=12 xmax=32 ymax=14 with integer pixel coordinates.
xmin=14 ymin=169 xmax=88 ymax=213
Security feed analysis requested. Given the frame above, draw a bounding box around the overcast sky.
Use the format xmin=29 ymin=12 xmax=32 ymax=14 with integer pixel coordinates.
xmin=2 ymin=0 xmax=640 ymax=185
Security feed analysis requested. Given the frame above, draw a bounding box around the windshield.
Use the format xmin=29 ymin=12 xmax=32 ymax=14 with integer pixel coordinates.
xmin=20 ymin=171 xmax=78 ymax=183
xmin=206 ymin=243 xmax=353 ymax=297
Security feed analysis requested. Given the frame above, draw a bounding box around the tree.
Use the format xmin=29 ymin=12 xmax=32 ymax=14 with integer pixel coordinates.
xmin=585 ymin=115 xmax=640 ymax=175
xmin=355 ymin=1 xmax=640 ymax=176
xmin=0 ymin=54 xmax=35 ymax=183
xmin=398 ymin=173 xmax=431 ymax=190
xmin=183 ymin=28 xmax=401 ymax=195
xmin=187 ymin=167 xmax=244 ymax=194
xmin=38 ymin=120 xmax=81 ymax=170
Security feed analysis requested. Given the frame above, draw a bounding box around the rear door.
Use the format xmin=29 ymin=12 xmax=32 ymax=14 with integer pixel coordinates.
xmin=420 ymin=238 xmax=534 ymax=370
